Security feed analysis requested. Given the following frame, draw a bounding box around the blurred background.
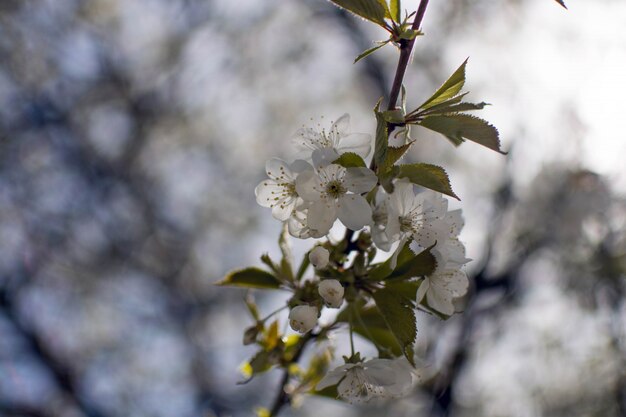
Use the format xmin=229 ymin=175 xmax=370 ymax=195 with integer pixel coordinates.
xmin=0 ymin=0 xmax=625 ymax=416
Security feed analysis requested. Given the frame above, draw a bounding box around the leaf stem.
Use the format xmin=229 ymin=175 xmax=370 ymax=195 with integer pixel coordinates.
xmin=349 ymin=307 xmax=356 ymax=356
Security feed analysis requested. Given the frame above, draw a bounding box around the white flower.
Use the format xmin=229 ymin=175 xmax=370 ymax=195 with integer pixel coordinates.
xmin=288 ymin=305 xmax=318 ymax=333
xmin=255 ymin=159 xmax=312 ymax=221
xmin=415 ymin=249 xmax=469 ymax=316
xmin=318 ymin=279 xmax=344 ymax=308
xmin=292 ymin=114 xmax=371 ymax=167
xmin=316 ymin=358 xmax=413 ymax=403
xmin=296 ymin=164 xmax=377 ymax=235
xmin=371 ymin=180 xmax=447 ymax=251
xmin=309 ymin=246 xmax=330 ymax=269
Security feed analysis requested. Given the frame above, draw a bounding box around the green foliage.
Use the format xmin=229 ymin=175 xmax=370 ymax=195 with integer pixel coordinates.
xmin=419 ymin=59 xmax=468 ymax=110
xmin=373 ymin=285 xmax=417 ymax=366
xmin=368 ymin=241 xmax=415 ymax=280
xmin=337 ymin=301 xmax=403 ymax=357
xmin=389 ymin=0 xmax=401 ymax=23
xmin=386 ymin=244 xmax=438 ymax=280
xmin=354 ymin=41 xmax=389 ymax=63
xmin=217 ymin=267 xmax=282 ymax=289
xmin=418 ymin=114 xmax=505 ymax=154
xmin=397 ymin=163 xmax=460 ymax=200
xmin=332 ymin=152 xmax=367 ymax=168
xmin=381 ymin=142 xmax=413 ymax=171
xmin=328 ymin=0 xmax=388 ymax=27
xmin=373 ymin=99 xmax=389 ymax=170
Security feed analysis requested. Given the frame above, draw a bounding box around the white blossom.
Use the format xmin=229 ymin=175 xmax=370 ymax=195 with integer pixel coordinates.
xmin=288 ymin=305 xmax=318 ymax=333
xmin=318 ymin=279 xmax=344 ymax=308
xmin=295 ymin=164 xmax=377 ymax=235
xmin=292 ymin=113 xmax=371 ymax=167
xmin=316 ymin=358 xmax=413 ymax=403
xmin=371 ymin=180 xmax=447 ymax=251
xmin=411 ymin=210 xmax=471 ymax=316
xmin=255 ymin=159 xmax=311 ymax=221
xmin=309 ymin=246 xmax=330 ymax=269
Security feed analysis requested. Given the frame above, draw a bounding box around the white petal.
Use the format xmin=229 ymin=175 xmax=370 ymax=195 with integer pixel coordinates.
xmin=316 ymin=364 xmax=353 ymax=390
xmin=255 ymin=180 xmax=282 ymax=208
xmin=389 ymin=180 xmax=415 ymax=216
xmin=446 ymin=209 xmax=465 ymax=236
xmin=336 ymin=133 xmax=372 ymax=159
xmin=344 ymin=167 xmax=377 ymax=194
xmin=363 ymin=359 xmax=397 ymax=386
xmin=307 ymin=200 xmax=337 ymax=237
xmin=265 ymin=158 xmax=293 ymax=181
xmin=290 ymin=159 xmax=313 ymax=174
xmin=415 ymin=278 xmax=429 ymax=304
xmin=426 ymin=284 xmax=454 ymax=316
xmin=271 ymin=198 xmax=296 ymax=221
xmin=295 ymin=170 xmax=323 ymax=202
xmin=338 ymin=195 xmax=372 ymax=231
xmin=293 ymin=127 xmax=323 ymax=151
xmin=312 ymin=148 xmax=340 ymax=169
xmin=331 ymin=113 xmax=350 ymax=136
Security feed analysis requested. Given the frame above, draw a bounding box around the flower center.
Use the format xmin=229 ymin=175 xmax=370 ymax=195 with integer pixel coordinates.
xmin=399 ymin=215 xmax=414 ymax=233
xmin=325 ymin=180 xmax=346 ymax=198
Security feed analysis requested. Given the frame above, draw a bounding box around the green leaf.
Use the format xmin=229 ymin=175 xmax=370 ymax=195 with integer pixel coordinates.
xmin=390 ymin=0 xmax=401 ymax=22
xmin=373 ymin=286 xmax=417 ymax=366
xmin=554 ymin=0 xmax=567 ymax=9
xmin=378 ymin=165 xmax=399 ymax=193
xmin=381 ymin=141 xmax=413 ymax=171
xmin=418 ymin=114 xmax=505 ymax=154
xmin=328 ymin=0 xmax=388 ymax=27
xmin=368 ymin=241 xmax=415 ymax=280
xmin=337 ymin=302 xmax=402 ymax=357
xmin=397 ymin=163 xmax=460 ymax=200
xmin=387 ymin=244 xmax=438 ymax=280
xmin=332 ymin=152 xmax=367 ymax=168
xmin=216 ymin=267 xmax=282 ymax=289
xmin=354 ymin=41 xmax=388 ymax=63
xmin=374 ymin=99 xmax=388 ymax=171
xmin=419 ymin=59 xmax=468 ymax=110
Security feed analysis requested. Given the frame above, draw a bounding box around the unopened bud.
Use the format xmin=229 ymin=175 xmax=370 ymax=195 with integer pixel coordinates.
xmin=288 ymin=305 xmax=318 ymax=333
xmin=318 ymin=279 xmax=344 ymax=308
xmin=309 ymin=246 xmax=330 ymax=269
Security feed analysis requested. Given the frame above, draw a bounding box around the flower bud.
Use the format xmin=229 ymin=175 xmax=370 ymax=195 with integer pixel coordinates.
xmin=309 ymin=246 xmax=330 ymax=269
xmin=318 ymin=279 xmax=344 ymax=308
xmin=288 ymin=305 xmax=318 ymax=333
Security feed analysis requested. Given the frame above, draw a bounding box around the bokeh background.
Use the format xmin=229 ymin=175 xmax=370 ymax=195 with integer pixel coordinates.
xmin=1 ymin=0 xmax=625 ymax=416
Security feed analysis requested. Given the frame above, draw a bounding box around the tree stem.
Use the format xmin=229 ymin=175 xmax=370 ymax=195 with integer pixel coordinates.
xmin=387 ymin=0 xmax=430 ymax=112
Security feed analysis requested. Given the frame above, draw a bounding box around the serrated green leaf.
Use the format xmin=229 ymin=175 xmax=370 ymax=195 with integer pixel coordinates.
xmin=373 ymin=286 xmax=417 ymax=366
xmin=329 ymin=0 xmax=388 ymax=27
xmin=354 ymin=41 xmax=388 ymax=63
xmin=374 ymin=99 xmax=388 ymax=171
xmin=332 ymin=152 xmax=367 ymax=168
xmin=381 ymin=141 xmax=413 ymax=171
xmin=418 ymin=114 xmax=505 ymax=154
xmin=418 ymin=100 xmax=488 ymax=117
xmin=397 ymin=163 xmax=460 ymax=200
xmin=387 ymin=244 xmax=438 ymax=280
xmin=419 ymin=59 xmax=468 ymax=110
xmin=390 ymin=0 xmax=401 ymax=22
xmin=337 ymin=302 xmax=402 ymax=357
xmin=216 ymin=267 xmax=282 ymax=289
